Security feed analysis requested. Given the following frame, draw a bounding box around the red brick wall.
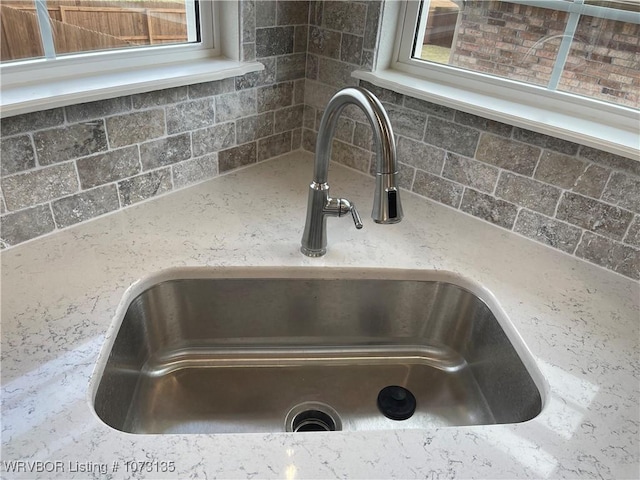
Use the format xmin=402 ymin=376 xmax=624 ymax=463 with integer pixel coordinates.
xmin=449 ymin=0 xmax=639 ymax=108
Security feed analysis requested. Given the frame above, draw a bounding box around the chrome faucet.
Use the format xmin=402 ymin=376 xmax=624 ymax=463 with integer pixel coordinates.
xmin=300 ymin=87 xmax=403 ymax=257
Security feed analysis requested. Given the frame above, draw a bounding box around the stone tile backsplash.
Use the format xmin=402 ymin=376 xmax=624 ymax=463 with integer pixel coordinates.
xmin=1 ymin=1 xmax=638 ymax=281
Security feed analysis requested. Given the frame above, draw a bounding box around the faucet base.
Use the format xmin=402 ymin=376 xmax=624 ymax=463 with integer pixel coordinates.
xmin=300 ymin=246 xmax=326 ymax=257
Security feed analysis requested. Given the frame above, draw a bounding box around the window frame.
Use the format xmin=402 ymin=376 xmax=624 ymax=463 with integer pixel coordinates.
xmin=0 ymin=1 xmax=262 ymax=117
xmin=354 ymin=0 xmax=639 ymax=160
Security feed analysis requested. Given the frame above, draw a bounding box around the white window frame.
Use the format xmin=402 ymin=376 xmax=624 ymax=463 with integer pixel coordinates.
xmin=353 ymin=0 xmax=640 ymax=160
xmin=0 ymin=0 xmax=262 ymax=117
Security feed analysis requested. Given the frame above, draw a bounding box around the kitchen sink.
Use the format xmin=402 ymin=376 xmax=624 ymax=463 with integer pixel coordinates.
xmin=92 ymin=268 xmax=544 ymax=434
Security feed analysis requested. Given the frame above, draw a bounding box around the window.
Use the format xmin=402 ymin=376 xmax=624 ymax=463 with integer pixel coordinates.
xmin=412 ymin=0 xmax=639 ymax=108
xmin=1 ymin=0 xmax=201 ymax=63
xmin=1 ymin=1 xmax=258 ymax=117
xmin=355 ymin=0 xmax=639 ymax=158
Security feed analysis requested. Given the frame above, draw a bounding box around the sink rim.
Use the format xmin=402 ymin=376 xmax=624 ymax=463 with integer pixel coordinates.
xmin=88 ymin=266 xmax=550 ymax=432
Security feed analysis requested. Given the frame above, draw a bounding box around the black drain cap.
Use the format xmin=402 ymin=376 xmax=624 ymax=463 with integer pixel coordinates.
xmin=377 ymin=386 xmax=416 ymax=421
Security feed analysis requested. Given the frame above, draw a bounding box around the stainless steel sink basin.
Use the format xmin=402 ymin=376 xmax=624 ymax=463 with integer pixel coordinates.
xmin=92 ymin=268 xmax=545 ymax=434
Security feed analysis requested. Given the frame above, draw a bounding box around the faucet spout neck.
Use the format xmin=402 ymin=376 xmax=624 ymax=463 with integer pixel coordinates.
xmin=313 ymin=87 xmax=398 ymax=184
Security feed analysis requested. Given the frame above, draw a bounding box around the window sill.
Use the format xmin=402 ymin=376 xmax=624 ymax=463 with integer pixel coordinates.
xmin=0 ymin=57 xmax=263 ymax=118
xmin=353 ymin=69 xmax=639 ymax=161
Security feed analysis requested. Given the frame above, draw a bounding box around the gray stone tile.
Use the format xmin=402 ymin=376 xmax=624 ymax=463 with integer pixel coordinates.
xmin=425 ymin=117 xmax=479 ymax=157
xmin=242 ymin=0 xmax=256 ymax=43
xmin=256 ymin=26 xmax=295 ymax=57
xmin=294 ymin=79 xmax=306 ymax=105
xmin=330 ymin=140 xmax=369 ymax=173
xmin=242 ymin=42 xmax=257 ymax=61
xmin=172 ymin=154 xmax=218 ymax=189
xmin=34 ymin=122 xmax=108 ymax=165
xmin=237 ymin=113 xmax=275 ymax=144
xmin=397 ymin=162 xmax=416 ymax=191
xmin=236 ymin=57 xmax=276 ymax=90
xmin=118 ymin=168 xmax=172 ymax=206
xmin=353 ymin=122 xmax=371 ymax=150
xmin=573 ymin=164 xmax=612 ymax=199
xmin=257 ymin=82 xmax=294 ymax=113
xmin=1 ymin=135 xmax=35 ymax=176
xmin=578 ymin=146 xmax=640 ymax=176
xmin=316 ymin=109 xmax=354 ymax=142
xmin=556 ymin=192 xmax=633 ymax=240
xmin=140 ymin=134 xmax=191 ymax=170
xmin=256 ymin=1 xmax=276 ymax=27
xmin=294 ymin=25 xmax=309 ymax=53
xmin=215 ymin=90 xmax=257 ymax=123
xmin=2 ymin=163 xmax=79 ymax=211
xmin=275 ymin=105 xmax=304 ymax=133
xmin=359 ymin=81 xmax=404 ymax=105
xmin=76 ymin=146 xmax=140 ymax=189
xmin=323 ymin=1 xmax=367 ymax=35
xmin=341 ymin=33 xmax=363 ymax=65
xmin=624 ymin=216 xmax=640 ymax=248
xmin=303 ymin=105 xmax=316 ymax=129
xmin=476 ymin=134 xmax=540 ymax=176
xmin=277 ymin=1 xmax=309 ymax=25
xmin=219 ymin=143 xmax=257 ymax=172
xmin=454 ymin=111 xmax=513 ymax=137
xmin=602 ymin=172 xmax=640 ymax=214
xmin=0 ymin=205 xmax=55 ymax=246
xmin=405 ymin=97 xmax=455 ymax=120
xmin=383 ymin=104 xmax=427 ymax=141
xmin=308 ymin=26 xmax=341 ymax=59
xmin=535 ymin=151 xmax=587 ymax=189
xmin=364 ymin=0 xmax=381 ymax=50
xmin=192 ymin=122 xmax=236 ymax=157
xmin=292 ymin=128 xmax=302 ymax=149
xmin=341 ymin=104 xmax=370 ymax=124
xmin=306 ymin=53 xmax=319 ymax=80
xmin=309 ymin=0 xmax=323 ymax=26
xmin=52 ymin=184 xmax=120 ymax=228
xmin=413 ymin=170 xmax=463 ymax=208
xmin=66 ymin=97 xmax=132 ymax=122
xmin=1 ymin=108 xmax=64 ymax=137
xmin=166 ymin=98 xmax=215 ymax=134
xmin=496 ymin=172 xmax=561 ymax=216
xmin=106 ymin=110 xmax=165 ymax=148
xmin=302 ymin=128 xmax=317 ymax=153
xmin=132 ymin=87 xmax=187 ymax=109
xmin=277 ymin=53 xmax=307 ymax=81
xmin=318 ymin=58 xmax=358 ymax=87
xmin=258 ymin=132 xmax=292 ymax=161
xmin=362 ymin=49 xmax=374 ymax=70
xmin=514 ymin=209 xmax=582 ymax=254
xmin=188 ymin=79 xmax=235 ymax=99
xmin=397 ymin=136 xmax=445 ymax=174
xmin=534 ymin=151 xmax=610 ymax=199
xmin=513 ymin=128 xmax=580 ymax=155
xmin=460 ymin=189 xmax=518 ymax=229
xmin=575 ymin=232 xmax=639 ymax=280
xmin=442 ymin=153 xmax=499 ymax=193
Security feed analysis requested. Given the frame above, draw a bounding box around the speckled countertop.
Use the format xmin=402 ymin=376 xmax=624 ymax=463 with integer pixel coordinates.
xmin=2 ymin=152 xmax=638 ymax=479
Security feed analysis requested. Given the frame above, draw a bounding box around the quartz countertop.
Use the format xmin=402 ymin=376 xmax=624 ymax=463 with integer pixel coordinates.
xmin=2 ymin=152 xmax=638 ymax=479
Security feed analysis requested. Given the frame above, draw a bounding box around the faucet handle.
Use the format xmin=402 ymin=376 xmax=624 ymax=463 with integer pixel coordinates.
xmin=349 ymin=203 xmax=363 ymax=229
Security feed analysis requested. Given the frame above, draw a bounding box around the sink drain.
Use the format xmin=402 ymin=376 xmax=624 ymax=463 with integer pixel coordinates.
xmin=377 ymin=385 xmax=417 ymax=420
xmin=285 ymin=402 xmax=342 ymax=432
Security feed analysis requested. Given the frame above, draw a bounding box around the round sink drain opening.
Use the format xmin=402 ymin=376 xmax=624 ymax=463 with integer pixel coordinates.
xmin=285 ymin=402 xmax=342 ymax=432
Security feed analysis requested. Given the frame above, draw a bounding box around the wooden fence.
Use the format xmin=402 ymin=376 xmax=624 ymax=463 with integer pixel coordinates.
xmin=1 ymin=0 xmax=188 ymax=62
